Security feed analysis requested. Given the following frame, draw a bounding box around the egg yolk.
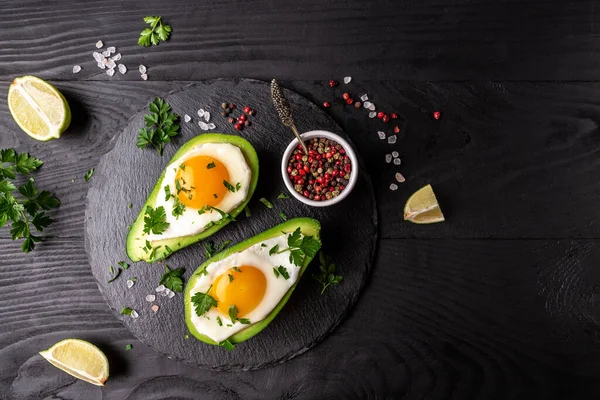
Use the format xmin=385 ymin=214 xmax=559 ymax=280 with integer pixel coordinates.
xmin=174 ymin=155 xmax=230 ymax=209
xmin=209 ymin=266 xmax=266 ymax=317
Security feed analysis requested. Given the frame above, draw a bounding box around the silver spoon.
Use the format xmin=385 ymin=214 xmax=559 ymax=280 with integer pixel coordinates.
xmin=270 ymin=79 xmax=309 ymax=154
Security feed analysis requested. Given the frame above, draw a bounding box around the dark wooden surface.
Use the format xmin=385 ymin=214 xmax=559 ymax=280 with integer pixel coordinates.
xmin=86 ymin=79 xmax=377 ymax=369
xmin=2 ymin=0 xmax=600 ymax=399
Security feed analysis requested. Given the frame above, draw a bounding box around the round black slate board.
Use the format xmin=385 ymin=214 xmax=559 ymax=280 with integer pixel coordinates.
xmin=85 ymin=79 xmax=377 ymax=370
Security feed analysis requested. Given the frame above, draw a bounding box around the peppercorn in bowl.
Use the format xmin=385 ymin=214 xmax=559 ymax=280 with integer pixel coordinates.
xmin=281 ymin=130 xmax=358 ymax=207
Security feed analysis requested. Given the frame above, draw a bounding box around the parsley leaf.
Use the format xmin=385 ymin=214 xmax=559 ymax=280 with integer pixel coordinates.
xmin=273 ymin=228 xmax=322 ymax=266
xmin=118 ymin=261 xmax=130 ymax=270
xmin=121 ymin=307 xmax=134 ymax=315
xmin=313 ymin=252 xmax=343 ymax=294
xmin=216 ymin=316 xmax=223 ymax=326
xmin=138 ymin=16 xmax=172 ymax=46
xmin=278 ymin=193 xmax=290 ymax=199
xmin=84 ymin=168 xmax=94 ymax=182
xmin=164 ymin=185 xmax=171 ymax=202
xmin=228 ymin=305 xmax=251 ymax=325
xmin=207 ymin=162 xmax=216 ymax=169
xmin=143 ymin=206 xmax=170 ymax=235
xmin=219 ymin=340 xmax=235 ymax=351
xmin=259 ymin=197 xmax=273 ymax=209
xmin=159 ymin=265 xmax=185 ymax=292
xmin=273 ymin=266 xmax=289 ymax=280
xmin=232 ymin=266 xmax=241 ymax=272
xmin=269 ymin=244 xmax=279 ymax=255
xmin=228 ymin=274 xmax=234 ymax=282
xmin=0 ymin=151 xmax=59 ymax=253
xmin=125 ymin=344 xmax=132 ymax=350
xmin=172 ymin=196 xmax=185 ymax=219
xmin=136 ymin=97 xmax=180 ymax=156
xmin=279 ymin=211 xmax=287 ymax=221
xmin=108 ymin=267 xmax=122 ymax=283
xmin=191 ymin=286 xmax=218 ymax=316
xmin=244 ymin=206 xmax=251 ymax=217
xmin=223 ymin=180 xmax=238 ymax=192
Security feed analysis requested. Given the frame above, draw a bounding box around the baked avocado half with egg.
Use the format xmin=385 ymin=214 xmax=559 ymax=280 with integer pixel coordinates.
xmin=184 ymin=217 xmax=321 ymax=346
xmin=127 ymin=134 xmax=259 ymax=263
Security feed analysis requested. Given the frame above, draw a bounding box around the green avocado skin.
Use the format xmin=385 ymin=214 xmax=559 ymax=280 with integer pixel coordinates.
xmin=184 ymin=217 xmax=321 ymax=345
xmin=126 ymin=134 xmax=259 ymax=263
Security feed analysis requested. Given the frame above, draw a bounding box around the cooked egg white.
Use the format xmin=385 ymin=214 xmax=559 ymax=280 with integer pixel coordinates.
xmin=189 ymin=233 xmax=302 ymax=343
xmin=146 ymin=142 xmax=251 ymax=241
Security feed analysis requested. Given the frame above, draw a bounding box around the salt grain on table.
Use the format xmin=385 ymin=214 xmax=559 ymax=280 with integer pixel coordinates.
xmin=102 ymin=50 xmax=110 ymax=57
xmin=126 ymin=279 xmax=135 ymax=289
xmin=106 ymin=68 xmax=115 ymax=77
xmin=159 ymin=290 xmax=169 ymax=297
xmin=377 ymin=131 xmax=386 ymax=139
xmin=141 ymin=73 xmax=148 ymax=81
xmin=388 ymin=135 xmax=397 ymax=144
xmin=118 ymin=64 xmax=127 ymax=74
xmin=97 ymin=62 xmax=106 ymax=69
xmin=95 ymin=40 xmax=103 ymax=48
xmin=207 ymin=123 xmax=216 ymax=129
xmin=361 ymin=94 xmax=369 ymax=102
xmin=107 ymin=46 xmax=116 ymax=54
xmin=197 ymin=109 xmax=205 ymax=117
xmin=385 ymin=154 xmax=392 ymax=163
xmin=368 ymin=103 xmax=376 ymax=111
xmin=204 ymin=112 xmax=211 ymax=122
xmin=106 ymin=59 xmax=116 ymax=69
xmin=139 ymin=65 xmax=147 ymax=74
xmin=389 ymin=183 xmax=399 ymax=191
xmin=369 ymin=112 xmax=377 ymax=118
xmin=145 ymin=294 xmax=156 ymax=302
xmin=130 ymin=310 xmax=139 ymax=319
xmin=199 ymin=121 xmax=209 ymax=130
xmin=184 ymin=114 xmax=191 ymax=123
xmin=363 ymin=101 xmax=372 ymax=109
xmin=392 ymin=151 xmax=399 ymax=158
xmin=155 ymin=284 xmax=166 ymax=292
xmin=168 ymin=291 xmax=175 ymax=299
xmin=93 ymin=52 xmax=102 ymax=62
xmin=112 ymin=53 xmax=121 ymax=61
xmin=343 ymin=76 xmax=352 ymax=84
xmin=395 ymin=172 xmax=406 ymax=183
xmin=393 ymin=158 xmax=401 ymax=165
xmin=151 ymin=305 xmax=159 ymax=312
xmin=72 ymin=65 xmax=81 ymax=74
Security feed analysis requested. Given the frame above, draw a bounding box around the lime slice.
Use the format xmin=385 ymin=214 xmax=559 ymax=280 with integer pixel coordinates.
xmin=404 ymin=184 xmax=445 ymax=224
xmin=39 ymin=339 xmax=109 ymax=386
xmin=7 ymin=76 xmax=71 ymax=141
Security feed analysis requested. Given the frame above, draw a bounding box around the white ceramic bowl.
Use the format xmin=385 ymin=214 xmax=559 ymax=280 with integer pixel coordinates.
xmin=281 ymin=130 xmax=359 ymax=207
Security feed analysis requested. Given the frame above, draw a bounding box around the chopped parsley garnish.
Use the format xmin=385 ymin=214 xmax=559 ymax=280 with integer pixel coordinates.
xmin=179 ymin=163 xmax=186 ymax=171
xmin=213 ymin=193 xmax=218 ymax=199
xmin=164 ymin=245 xmax=174 ymax=257
xmin=313 ymin=252 xmax=343 ymax=294
xmin=159 ymin=265 xmax=185 ymax=292
xmin=128 ymin=203 xmax=133 ymax=208
xmin=191 ymin=285 xmax=218 ymax=317
xmin=219 ymin=340 xmax=235 ymax=351
xmin=125 ymin=344 xmax=132 ymax=351
xmin=138 ymin=16 xmax=172 ymax=46
xmin=244 ymin=206 xmax=251 ymax=217
xmin=278 ymin=193 xmax=290 ymax=199
xmin=172 ymin=197 xmax=185 ymax=219
xmin=120 ymin=307 xmax=134 ymax=315
xmin=228 ymin=305 xmax=251 ymax=325
xmin=84 ymin=168 xmax=94 ymax=182
xmin=0 ymin=149 xmax=60 ymax=253
xmin=197 ymin=205 xmax=235 ymax=222
xmin=279 ymin=212 xmax=287 ymax=221
xmin=136 ymin=97 xmax=180 ymax=156
xmin=118 ymin=261 xmax=129 ymax=270
xmin=223 ymin=180 xmax=240 ymax=193
xmin=108 ymin=267 xmax=122 ymax=283
xmin=271 ymin=228 xmax=321 ymax=266
xmin=207 ymin=162 xmax=216 ymax=169
xmin=269 ymin=244 xmax=279 ymax=255
xmin=109 ymin=265 xmax=114 ymax=274
xmin=216 ymin=316 xmax=223 ymax=326
xmin=228 ymin=274 xmax=234 ymax=282
xmin=232 ymin=266 xmax=241 ymax=272
xmin=260 ymin=244 xmax=267 ymax=248
xmin=164 ymin=185 xmax=171 ymax=201
xmin=259 ymin=197 xmax=273 ymax=209
xmin=273 ymin=266 xmax=289 ymax=280
xmin=143 ymin=205 xmax=170 ymax=235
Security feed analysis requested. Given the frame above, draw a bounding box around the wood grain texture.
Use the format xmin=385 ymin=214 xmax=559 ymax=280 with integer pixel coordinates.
xmin=3 ymin=239 xmax=600 ymax=399
xmin=1 ymin=0 xmax=600 ymax=81
xmin=85 ymin=79 xmax=377 ymax=369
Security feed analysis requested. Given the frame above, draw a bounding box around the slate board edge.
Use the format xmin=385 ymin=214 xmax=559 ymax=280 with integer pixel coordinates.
xmin=84 ymin=78 xmax=378 ymax=371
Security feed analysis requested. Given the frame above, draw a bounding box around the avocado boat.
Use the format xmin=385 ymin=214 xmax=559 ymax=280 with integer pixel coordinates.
xmin=184 ymin=217 xmax=321 ymax=345
xmin=127 ymin=134 xmax=259 ymax=262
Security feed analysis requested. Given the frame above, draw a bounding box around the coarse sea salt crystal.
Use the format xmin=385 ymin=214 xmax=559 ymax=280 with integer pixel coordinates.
xmin=395 ymin=172 xmax=406 ymax=183
xmin=118 ymin=64 xmax=127 ymax=74
xmin=199 ymin=121 xmax=209 ymax=130
xmin=393 ymin=158 xmax=401 ymax=165
xmin=130 ymin=310 xmax=139 ymax=319
xmin=126 ymin=279 xmax=135 ymax=289
xmin=389 ymin=183 xmax=398 ymax=191
xmin=112 ymin=53 xmax=122 ymax=61
xmin=145 ymin=294 xmax=156 ymax=302
xmin=155 ymin=284 xmax=166 ymax=293
xmin=139 ymin=65 xmax=147 ymax=74
xmin=387 ymin=135 xmax=397 ymax=144
xmin=207 ymin=123 xmax=216 ymax=130
xmin=95 ymin=40 xmax=103 ymax=48
xmin=368 ymin=103 xmax=376 ymax=111
xmin=204 ymin=112 xmax=210 ymax=122
xmin=107 ymin=46 xmax=116 ymax=54
xmin=197 ymin=109 xmax=205 ymax=117
xmin=106 ymin=68 xmax=115 ymax=77
xmin=168 ymin=291 xmax=175 ymax=299
xmin=106 ymin=59 xmax=116 ymax=69
xmin=72 ymin=65 xmax=81 ymax=74
xmin=343 ymin=76 xmax=352 ymax=84
xmin=97 ymin=62 xmax=106 ymax=70
xmin=369 ymin=112 xmax=377 ymax=119
xmin=392 ymin=151 xmax=399 ymax=158
xmin=141 ymin=73 xmax=148 ymax=81
xmin=159 ymin=290 xmax=169 ymax=297
xmin=363 ymin=101 xmax=372 ymax=109
xmin=377 ymin=131 xmax=386 ymax=140
xmin=93 ymin=52 xmax=103 ymax=62
xmin=385 ymin=154 xmax=392 ymax=163
xmin=361 ymin=94 xmax=369 ymax=102
xmin=151 ymin=305 xmax=159 ymax=312
xmin=184 ymin=114 xmax=191 ymax=123
xmin=102 ymin=50 xmax=111 ymax=57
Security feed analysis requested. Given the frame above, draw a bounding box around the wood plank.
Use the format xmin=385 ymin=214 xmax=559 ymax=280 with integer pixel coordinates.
xmin=1 ymin=0 xmax=600 ymax=81
xmin=2 ymin=239 xmax=600 ymax=398
xmin=3 ymin=81 xmax=600 ymax=239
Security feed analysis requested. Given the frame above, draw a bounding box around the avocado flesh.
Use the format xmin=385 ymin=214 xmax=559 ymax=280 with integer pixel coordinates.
xmin=126 ymin=134 xmax=259 ymax=263
xmin=184 ymin=217 xmax=321 ymax=345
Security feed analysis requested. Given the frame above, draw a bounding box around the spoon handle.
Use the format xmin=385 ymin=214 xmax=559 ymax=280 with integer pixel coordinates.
xmin=270 ymin=79 xmax=309 ymax=154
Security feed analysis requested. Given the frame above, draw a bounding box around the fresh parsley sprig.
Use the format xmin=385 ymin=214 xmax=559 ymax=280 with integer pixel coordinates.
xmin=159 ymin=265 xmax=185 ymax=292
xmin=138 ymin=16 xmax=172 ymax=46
xmin=143 ymin=205 xmax=170 ymax=235
xmin=273 ymin=266 xmax=289 ymax=280
xmin=271 ymin=228 xmax=320 ymax=266
xmin=0 ymin=149 xmax=60 ymax=253
xmin=313 ymin=252 xmax=343 ymax=294
xmin=136 ymin=97 xmax=180 ymax=156
xmin=228 ymin=305 xmax=251 ymax=325
xmin=191 ymin=285 xmax=218 ymax=317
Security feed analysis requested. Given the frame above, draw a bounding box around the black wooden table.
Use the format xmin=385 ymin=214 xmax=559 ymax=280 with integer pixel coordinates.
xmin=2 ymin=1 xmax=600 ymax=399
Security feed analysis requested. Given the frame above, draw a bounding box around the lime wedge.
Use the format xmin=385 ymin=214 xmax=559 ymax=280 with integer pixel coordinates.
xmin=404 ymin=184 xmax=445 ymax=224
xmin=7 ymin=76 xmax=71 ymax=141
xmin=39 ymin=339 xmax=109 ymax=386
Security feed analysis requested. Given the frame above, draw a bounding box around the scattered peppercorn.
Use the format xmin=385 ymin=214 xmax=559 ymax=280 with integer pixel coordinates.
xmin=229 ymin=103 xmax=236 ymax=110
xmin=382 ymin=114 xmax=390 ymax=123
xmin=377 ymin=112 xmax=384 ymax=119
xmin=391 ymin=113 xmax=398 ymax=119
xmin=329 ymin=80 xmax=338 ymax=88
xmin=342 ymin=93 xmax=350 ymax=100
xmin=323 ymin=101 xmax=330 ymax=108
xmin=249 ymin=109 xmax=256 ymax=116
xmin=433 ymin=111 xmax=441 ymax=120
xmin=244 ymin=120 xmax=251 ymax=126
xmin=345 ymin=98 xmax=354 ymax=105
xmin=228 ymin=117 xmax=235 ymax=124
xmin=221 ymin=111 xmax=227 ymax=117
xmin=393 ymin=126 xmax=400 ymax=134
xmin=286 ymin=137 xmax=352 ymax=202
xmin=221 ymin=103 xmax=228 ymax=109
xmin=354 ymin=101 xmax=361 ymax=108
